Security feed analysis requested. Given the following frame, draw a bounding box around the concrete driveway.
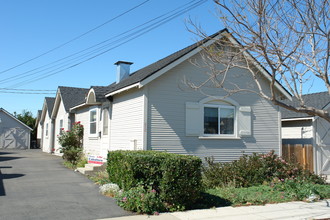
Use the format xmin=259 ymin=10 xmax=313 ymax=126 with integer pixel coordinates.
xmin=0 ymin=149 xmax=131 ymax=220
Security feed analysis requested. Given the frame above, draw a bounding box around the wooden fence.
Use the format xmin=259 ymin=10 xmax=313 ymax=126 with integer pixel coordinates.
xmin=281 ymin=144 xmax=313 ymax=172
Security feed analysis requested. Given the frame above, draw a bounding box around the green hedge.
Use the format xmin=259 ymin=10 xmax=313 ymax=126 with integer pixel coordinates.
xmin=107 ymin=150 xmax=203 ymax=208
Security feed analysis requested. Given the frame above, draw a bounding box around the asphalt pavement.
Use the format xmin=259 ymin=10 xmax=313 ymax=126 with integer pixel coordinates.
xmin=0 ymin=149 xmax=131 ymax=220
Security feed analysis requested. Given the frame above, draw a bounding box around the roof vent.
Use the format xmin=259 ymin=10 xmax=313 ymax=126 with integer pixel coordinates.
xmin=114 ymin=61 xmax=133 ymax=83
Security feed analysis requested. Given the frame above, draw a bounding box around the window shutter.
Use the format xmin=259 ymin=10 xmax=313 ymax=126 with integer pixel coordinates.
xmin=186 ymin=102 xmax=201 ymax=136
xmin=238 ymin=106 xmax=252 ymax=137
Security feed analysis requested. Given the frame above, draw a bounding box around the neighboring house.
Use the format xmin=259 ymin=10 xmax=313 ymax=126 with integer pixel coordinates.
xmin=50 ymin=86 xmax=89 ymax=155
xmin=70 ymin=85 xmax=113 ymax=160
xmin=35 ymin=110 xmax=42 ymax=149
xmin=39 ymin=97 xmax=55 ymax=153
xmin=281 ymin=92 xmax=330 ymax=176
xmin=0 ymin=108 xmax=32 ymax=149
xmin=69 ymin=29 xmax=291 ymax=163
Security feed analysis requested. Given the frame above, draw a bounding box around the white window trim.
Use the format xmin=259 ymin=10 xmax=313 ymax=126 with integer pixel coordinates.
xmin=89 ymin=107 xmax=98 ymax=138
xmin=102 ymin=108 xmax=109 ymax=136
xmin=45 ymin=123 xmax=49 ymax=138
xmin=202 ymin=104 xmax=237 ymax=138
xmin=59 ymin=119 xmax=64 ymax=135
xmin=198 ymin=96 xmax=239 ymax=139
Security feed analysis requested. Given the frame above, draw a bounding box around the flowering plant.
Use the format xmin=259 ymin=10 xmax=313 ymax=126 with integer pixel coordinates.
xmin=99 ymin=183 xmax=120 ymax=197
xmin=115 ymin=185 xmax=166 ymax=214
xmin=57 ymin=122 xmax=84 ymax=165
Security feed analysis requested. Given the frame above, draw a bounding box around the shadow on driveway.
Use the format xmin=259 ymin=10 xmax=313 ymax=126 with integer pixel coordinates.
xmin=0 ymin=169 xmax=25 ymax=196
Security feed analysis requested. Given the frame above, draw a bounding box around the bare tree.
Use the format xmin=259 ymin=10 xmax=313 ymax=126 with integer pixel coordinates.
xmin=188 ymin=0 xmax=330 ymax=122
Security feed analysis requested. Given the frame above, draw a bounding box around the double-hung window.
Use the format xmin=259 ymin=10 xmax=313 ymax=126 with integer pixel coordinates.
xmin=90 ymin=109 xmax=97 ymax=135
xmin=103 ymin=108 xmax=109 ymax=135
xmin=204 ymin=105 xmax=235 ymax=136
xmin=46 ymin=123 xmax=49 ymax=137
xmin=59 ymin=119 xmax=63 ymax=134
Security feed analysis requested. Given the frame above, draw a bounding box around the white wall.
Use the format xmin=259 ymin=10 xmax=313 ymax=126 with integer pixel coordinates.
xmin=109 ymin=88 xmax=144 ymax=151
xmin=41 ymin=112 xmax=52 ymax=153
xmin=75 ymin=106 xmax=104 ymax=158
xmin=53 ymin=100 xmax=68 ymax=155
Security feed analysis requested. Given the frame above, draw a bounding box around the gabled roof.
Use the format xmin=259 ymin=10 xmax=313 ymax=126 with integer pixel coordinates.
xmin=103 ymin=29 xmax=291 ymax=99
xmin=45 ymin=97 xmax=55 ymax=117
xmin=57 ymin=86 xmax=89 ymax=111
xmin=103 ymin=30 xmax=224 ymax=96
xmin=280 ymin=92 xmax=330 ymax=119
xmin=0 ymin=108 xmax=33 ymax=131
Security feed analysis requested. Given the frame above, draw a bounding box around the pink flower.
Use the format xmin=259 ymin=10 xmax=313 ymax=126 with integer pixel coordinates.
xmin=151 ymin=189 xmax=156 ymax=193
xmin=122 ymin=197 xmax=127 ymax=202
xmin=154 ymin=212 xmax=159 ymax=216
xmin=61 ymin=128 xmax=64 ymax=130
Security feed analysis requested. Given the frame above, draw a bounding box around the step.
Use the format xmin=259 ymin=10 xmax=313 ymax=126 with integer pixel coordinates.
xmin=76 ymin=163 xmax=105 ymax=175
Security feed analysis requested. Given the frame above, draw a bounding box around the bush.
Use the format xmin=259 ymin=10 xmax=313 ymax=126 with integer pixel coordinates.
xmin=107 ymin=150 xmax=203 ymax=210
xmin=203 ymin=151 xmax=325 ymax=188
xmin=99 ymin=183 xmax=120 ymax=197
xmin=116 ymin=185 xmax=166 ymax=214
xmin=58 ymin=122 xmax=84 ymax=165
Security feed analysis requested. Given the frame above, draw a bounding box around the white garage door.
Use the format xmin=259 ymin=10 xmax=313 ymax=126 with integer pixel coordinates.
xmin=0 ymin=128 xmax=29 ymax=149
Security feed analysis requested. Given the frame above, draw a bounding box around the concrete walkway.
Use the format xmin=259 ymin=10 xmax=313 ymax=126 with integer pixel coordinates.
xmin=0 ymin=149 xmax=130 ymax=220
xmin=102 ymin=201 xmax=330 ymax=220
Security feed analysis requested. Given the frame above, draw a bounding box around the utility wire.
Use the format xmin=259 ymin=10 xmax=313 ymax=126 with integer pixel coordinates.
xmin=0 ymin=0 xmax=150 ymax=75
xmin=0 ymin=0 xmax=203 ymax=85
xmin=0 ymin=88 xmax=56 ymax=91
xmin=4 ymin=0 xmax=207 ymax=88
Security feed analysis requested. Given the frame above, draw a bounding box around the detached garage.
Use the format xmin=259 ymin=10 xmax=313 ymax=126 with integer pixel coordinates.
xmin=0 ymin=108 xmax=32 ymax=149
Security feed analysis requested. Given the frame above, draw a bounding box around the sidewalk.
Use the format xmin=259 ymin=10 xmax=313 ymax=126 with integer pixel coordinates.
xmin=99 ymin=200 xmax=330 ymax=220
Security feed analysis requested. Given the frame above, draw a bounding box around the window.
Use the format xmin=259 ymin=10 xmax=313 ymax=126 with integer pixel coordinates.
xmin=103 ymin=108 xmax=109 ymax=135
xmin=186 ymin=97 xmax=251 ymax=138
xmin=59 ymin=119 xmax=63 ymax=134
xmin=90 ymin=109 xmax=97 ymax=135
xmin=204 ymin=105 xmax=235 ymax=136
xmin=46 ymin=123 xmax=48 ymax=137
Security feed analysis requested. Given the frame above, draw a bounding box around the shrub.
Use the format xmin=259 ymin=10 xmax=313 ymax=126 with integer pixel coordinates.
xmin=58 ymin=122 xmax=83 ymax=165
xmin=107 ymin=150 xmax=203 ymax=210
xmin=203 ymin=151 xmax=325 ymax=188
xmin=116 ymin=185 xmax=166 ymax=214
xmin=99 ymin=183 xmax=120 ymax=197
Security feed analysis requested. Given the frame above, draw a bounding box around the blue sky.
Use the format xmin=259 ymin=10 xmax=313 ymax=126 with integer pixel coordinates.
xmin=0 ymin=0 xmax=223 ymax=116
xmin=0 ymin=0 xmax=326 ymax=117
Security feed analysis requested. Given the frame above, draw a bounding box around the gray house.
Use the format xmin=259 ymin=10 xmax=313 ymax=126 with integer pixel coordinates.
xmin=0 ymin=108 xmax=32 ymax=149
xmin=281 ymin=92 xmax=330 ymax=176
xmin=69 ymin=29 xmax=291 ymax=163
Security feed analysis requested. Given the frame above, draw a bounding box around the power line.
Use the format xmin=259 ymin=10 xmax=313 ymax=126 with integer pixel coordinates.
xmin=3 ymin=0 xmax=207 ymax=88
xmin=0 ymin=88 xmax=56 ymax=91
xmin=0 ymin=91 xmax=56 ymax=94
xmin=0 ymin=0 xmax=150 ymax=75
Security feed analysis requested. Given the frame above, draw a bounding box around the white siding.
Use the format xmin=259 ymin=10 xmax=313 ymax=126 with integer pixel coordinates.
xmin=41 ymin=112 xmax=52 ymax=153
xmin=281 ymin=120 xmax=313 ymax=139
xmin=110 ymin=88 xmax=144 ymax=151
xmin=53 ymin=101 xmax=68 ymax=156
xmin=75 ymin=106 xmax=102 ymax=157
xmin=147 ymin=53 xmax=281 ymax=162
